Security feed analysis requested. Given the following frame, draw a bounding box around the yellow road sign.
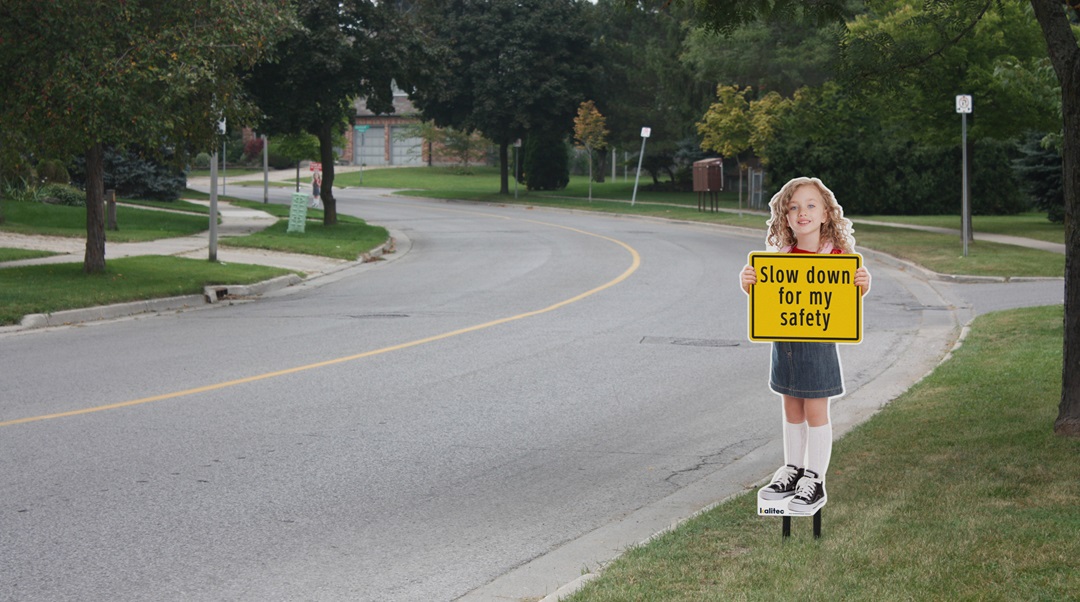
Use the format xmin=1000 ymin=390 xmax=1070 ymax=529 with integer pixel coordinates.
xmin=748 ymin=252 xmax=863 ymax=343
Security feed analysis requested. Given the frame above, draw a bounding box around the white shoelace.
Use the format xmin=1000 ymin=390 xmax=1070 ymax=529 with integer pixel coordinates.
xmin=794 ymin=477 xmax=820 ymax=500
xmin=770 ymin=466 xmax=799 ymax=490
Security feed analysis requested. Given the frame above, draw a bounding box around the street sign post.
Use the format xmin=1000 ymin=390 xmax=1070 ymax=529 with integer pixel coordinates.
xmin=513 ymin=138 xmax=522 ymax=199
xmin=209 ymin=117 xmax=226 ymax=262
xmin=956 ymin=95 xmax=972 ymax=258
xmin=631 ymin=127 xmax=651 ymax=206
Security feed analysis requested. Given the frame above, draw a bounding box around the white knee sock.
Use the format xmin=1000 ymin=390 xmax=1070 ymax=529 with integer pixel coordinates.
xmin=806 ymin=423 xmax=833 ymax=478
xmin=784 ymin=421 xmax=808 ymax=468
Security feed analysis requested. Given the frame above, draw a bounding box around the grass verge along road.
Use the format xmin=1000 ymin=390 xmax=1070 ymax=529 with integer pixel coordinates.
xmin=567 ymin=305 xmax=1078 ymax=601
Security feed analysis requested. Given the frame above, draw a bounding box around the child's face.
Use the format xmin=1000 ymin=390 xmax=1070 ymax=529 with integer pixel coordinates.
xmin=784 ymin=184 xmax=828 ymax=238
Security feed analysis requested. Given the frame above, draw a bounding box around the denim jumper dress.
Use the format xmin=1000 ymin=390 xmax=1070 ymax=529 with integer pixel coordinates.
xmin=769 ymin=341 xmax=843 ymax=398
xmin=768 ymin=245 xmax=845 ymax=398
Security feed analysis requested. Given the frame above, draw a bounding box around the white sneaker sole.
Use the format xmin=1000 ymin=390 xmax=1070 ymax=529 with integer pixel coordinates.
xmin=787 ymin=493 xmax=827 ymax=516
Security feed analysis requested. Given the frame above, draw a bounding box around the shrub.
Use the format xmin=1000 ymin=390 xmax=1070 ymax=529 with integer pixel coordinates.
xmin=39 ymin=183 xmax=85 ymax=207
xmin=70 ymin=146 xmax=186 ymax=201
xmin=1 ymin=160 xmax=36 ymax=187
xmin=194 ymin=152 xmax=212 ymax=169
xmin=1 ymin=177 xmax=45 ymax=203
xmin=36 ymin=159 xmax=71 ymax=185
xmin=524 ymin=131 xmax=569 ymax=191
xmin=768 ymin=127 xmax=1025 ymax=215
xmin=243 ymin=137 xmax=265 ymax=161
xmin=267 ymin=151 xmax=294 ymax=170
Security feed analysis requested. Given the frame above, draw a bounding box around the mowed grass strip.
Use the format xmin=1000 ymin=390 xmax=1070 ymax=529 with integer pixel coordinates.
xmin=0 ymin=256 xmax=293 ymax=325
xmin=859 ymin=212 xmax=1064 ymax=245
xmin=0 ymin=248 xmax=59 ymax=262
xmin=568 ymin=305 xmax=1078 ymax=601
xmin=0 ymin=199 xmax=209 ymax=242
xmin=855 ymin=223 xmax=1064 ymax=279
xmin=220 ymin=217 xmax=389 ymax=261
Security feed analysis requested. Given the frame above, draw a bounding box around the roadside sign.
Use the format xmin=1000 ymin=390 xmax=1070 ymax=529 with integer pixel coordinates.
xmin=747 ymin=252 xmax=863 ymax=343
xmin=956 ymin=95 xmax=972 ymax=114
xmin=640 ymin=127 xmax=651 ymax=138
xmin=287 ymin=192 xmax=308 ymax=233
xmin=309 ymin=162 xmax=322 ymax=172
xmin=354 ymin=125 xmax=370 ymax=133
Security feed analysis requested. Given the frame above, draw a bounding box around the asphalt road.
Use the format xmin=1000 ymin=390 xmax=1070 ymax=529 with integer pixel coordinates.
xmin=0 ymin=186 xmax=1064 ymax=601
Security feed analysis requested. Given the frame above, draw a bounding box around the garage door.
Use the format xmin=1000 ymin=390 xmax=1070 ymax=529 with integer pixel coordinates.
xmin=391 ymin=126 xmax=424 ymax=166
xmin=355 ymin=126 xmax=386 ymax=166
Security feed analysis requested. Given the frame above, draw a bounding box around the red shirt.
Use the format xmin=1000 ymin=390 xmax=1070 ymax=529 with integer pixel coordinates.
xmin=791 ymin=247 xmax=843 ymax=254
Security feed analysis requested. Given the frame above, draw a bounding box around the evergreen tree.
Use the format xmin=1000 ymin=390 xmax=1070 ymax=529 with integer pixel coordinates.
xmin=1014 ymin=132 xmax=1064 ymax=223
xmin=524 ymin=132 xmax=569 ymax=191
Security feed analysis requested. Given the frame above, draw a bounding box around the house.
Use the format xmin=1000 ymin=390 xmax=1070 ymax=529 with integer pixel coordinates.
xmin=345 ymin=89 xmax=492 ymax=168
xmin=344 ymin=90 xmax=428 ymax=166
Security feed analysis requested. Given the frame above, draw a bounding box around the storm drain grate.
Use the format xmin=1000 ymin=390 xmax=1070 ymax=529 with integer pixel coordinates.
xmin=640 ymin=336 xmax=743 ymax=348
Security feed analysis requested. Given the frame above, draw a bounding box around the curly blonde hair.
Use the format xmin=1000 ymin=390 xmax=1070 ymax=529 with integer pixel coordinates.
xmin=765 ymin=177 xmax=856 ymax=253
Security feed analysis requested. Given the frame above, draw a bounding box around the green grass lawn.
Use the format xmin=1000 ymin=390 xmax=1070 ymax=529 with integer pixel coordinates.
xmin=567 ymin=304 xmax=1078 ymax=601
xmin=0 ymin=248 xmax=59 ymax=262
xmin=858 ymin=212 xmax=1064 ymax=244
xmin=187 ymin=167 xmax=266 ymax=179
xmin=329 ymin=166 xmax=1066 ymax=279
xmin=0 ymin=256 xmax=292 ymax=325
xmin=0 ymin=195 xmax=390 ymax=324
xmin=856 ymin=224 xmax=1065 ymax=278
xmin=220 ymin=219 xmax=389 ymax=261
xmin=123 ymin=198 xmax=214 ymax=214
xmin=0 ymin=199 xmax=209 ymax=242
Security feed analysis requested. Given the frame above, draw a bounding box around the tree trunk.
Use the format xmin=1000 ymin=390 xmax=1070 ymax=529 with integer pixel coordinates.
xmin=83 ymin=143 xmax=106 ymax=274
xmin=318 ymin=123 xmax=338 ymax=226
xmin=1030 ymin=0 xmax=1080 ymax=436
xmin=499 ymin=141 xmax=510 ymax=195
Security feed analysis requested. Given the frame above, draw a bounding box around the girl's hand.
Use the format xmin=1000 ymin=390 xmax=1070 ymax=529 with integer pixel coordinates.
xmin=740 ymin=264 xmax=756 ymax=294
xmin=855 ymin=266 xmax=871 ymax=296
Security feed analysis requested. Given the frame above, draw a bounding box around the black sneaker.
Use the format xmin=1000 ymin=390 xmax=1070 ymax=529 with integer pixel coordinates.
xmin=787 ymin=469 xmax=827 ymax=515
xmin=758 ymin=464 xmax=803 ymax=501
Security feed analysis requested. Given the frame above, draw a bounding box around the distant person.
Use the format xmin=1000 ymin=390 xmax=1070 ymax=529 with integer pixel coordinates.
xmin=311 ymin=169 xmax=322 ymax=209
xmin=740 ymin=177 xmax=870 ymax=516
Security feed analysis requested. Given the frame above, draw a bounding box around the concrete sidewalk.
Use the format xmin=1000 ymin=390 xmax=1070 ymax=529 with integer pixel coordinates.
xmin=0 ymin=199 xmax=349 ymax=274
xmin=851 ymin=218 xmax=1067 ymax=255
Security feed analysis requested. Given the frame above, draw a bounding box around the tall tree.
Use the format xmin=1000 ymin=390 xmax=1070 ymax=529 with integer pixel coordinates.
xmin=410 ymin=0 xmax=593 ymax=195
xmin=682 ymin=15 xmax=842 ymax=97
xmin=842 ymin=0 xmax=1058 ymax=145
xmin=588 ymin=0 xmax=712 ymax=174
xmin=685 ymin=0 xmax=1080 ymax=435
xmin=574 ymin=100 xmax=609 ymax=199
xmin=1029 ymin=0 xmax=1080 ymax=436
xmin=0 ymin=0 xmax=293 ymax=272
xmin=246 ymin=0 xmax=436 ymax=225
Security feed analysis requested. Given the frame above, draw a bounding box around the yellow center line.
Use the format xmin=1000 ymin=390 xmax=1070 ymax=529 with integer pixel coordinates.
xmin=1 ymin=217 xmax=641 ymax=428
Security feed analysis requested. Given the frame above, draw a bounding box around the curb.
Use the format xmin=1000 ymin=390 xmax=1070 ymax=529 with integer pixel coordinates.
xmin=19 ymin=294 xmax=208 ymax=329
